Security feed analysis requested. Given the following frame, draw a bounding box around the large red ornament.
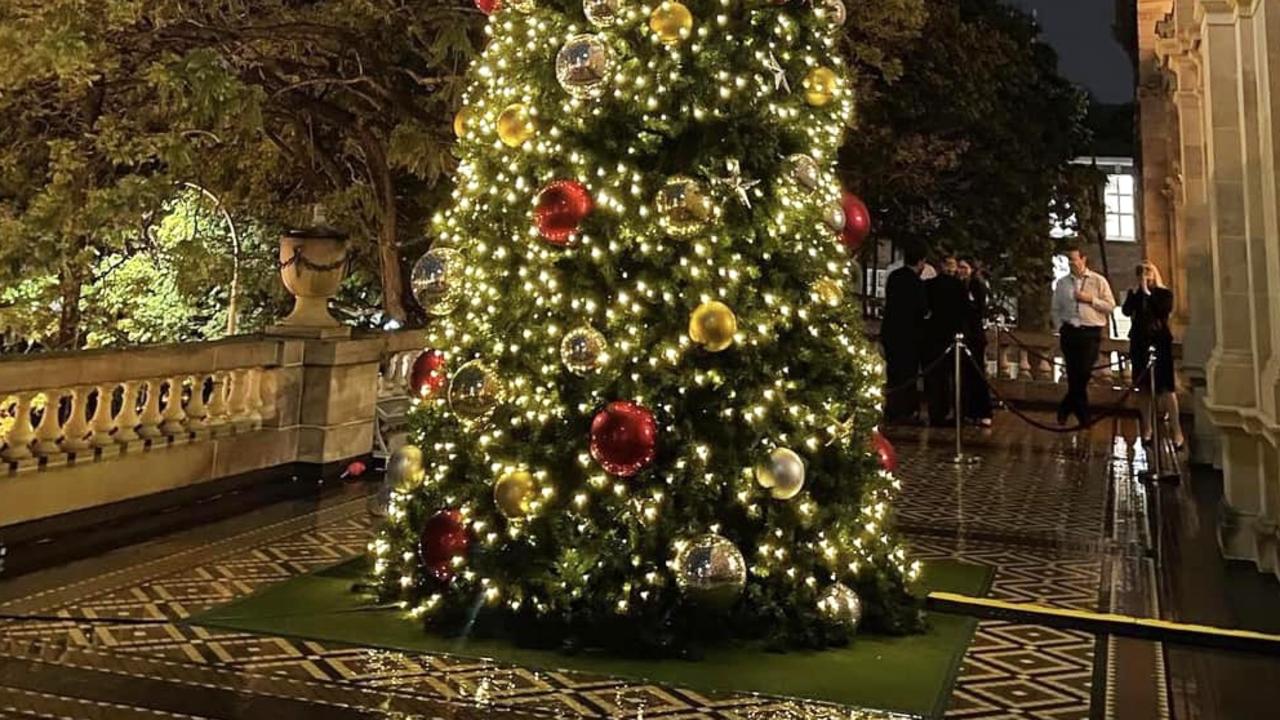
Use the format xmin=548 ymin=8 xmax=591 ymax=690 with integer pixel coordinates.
xmin=840 ymin=191 xmax=872 ymax=252
xmin=535 ymin=180 xmax=593 ymax=245
xmin=475 ymin=0 xmax=500 ymax=14
xmin=409 ymin=350 xmax=448 ymax=397
xmin=590 ymin=401 xmax=658 ymax=477
xmin=420 ymin=510 xmax=470 ymax=581
xmin=872 ymin=428 xmax=898 ymax=473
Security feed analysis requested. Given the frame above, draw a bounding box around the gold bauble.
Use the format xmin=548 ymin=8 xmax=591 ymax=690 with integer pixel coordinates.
xmin=689 ymin=300 xmax=737 ymax=352
xmin=496 ymin=103 xmax=535 ymax=147
xmin=448 ymin=360 xmax=504 ymax=420
xmin=803 ymin=67 xmax=838 ymax=107
xmin=755 ymin=447 xmax=806 ymax=500
xmin=453 ymin=106 xmax=471 ymax=139
xmin=649 ymin=1 xmax=693 ymax=45
xmin=493 ymin=470 xmax=536 ymax=519
xmin=811 ymin=277 xmax=844 ymax=307
xmin=655 ymin=175 xmax=714 ymax=237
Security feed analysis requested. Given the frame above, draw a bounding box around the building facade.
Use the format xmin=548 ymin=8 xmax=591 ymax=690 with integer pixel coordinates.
xmin=1138 ymin=0 xmax=1280 ymax=578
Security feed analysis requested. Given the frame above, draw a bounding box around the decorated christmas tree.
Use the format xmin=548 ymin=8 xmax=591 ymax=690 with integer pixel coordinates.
xmin=372 ymin=0 xmax=921 ymax=652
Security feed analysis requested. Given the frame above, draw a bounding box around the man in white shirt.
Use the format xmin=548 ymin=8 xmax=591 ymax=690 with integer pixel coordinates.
xmin=1051 ymin=247 xmax=1116 ymax=425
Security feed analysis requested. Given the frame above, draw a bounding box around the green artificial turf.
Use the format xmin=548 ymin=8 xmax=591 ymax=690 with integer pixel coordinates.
xmin=193 ymin=557 xmax=990 ymax=717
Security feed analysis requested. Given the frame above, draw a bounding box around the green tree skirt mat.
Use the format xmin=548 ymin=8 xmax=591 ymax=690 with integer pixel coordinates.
xmin=193 ymin=557 xmax=990 ymax=717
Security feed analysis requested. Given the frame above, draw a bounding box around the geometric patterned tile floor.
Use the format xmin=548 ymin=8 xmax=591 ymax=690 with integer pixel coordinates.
xmin=0 ymin=412 xmax=1147 ymax=719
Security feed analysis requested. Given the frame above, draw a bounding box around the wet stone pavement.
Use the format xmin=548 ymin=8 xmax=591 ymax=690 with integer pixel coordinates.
xmin=0 ymin=412 xmax=1164 ymax=719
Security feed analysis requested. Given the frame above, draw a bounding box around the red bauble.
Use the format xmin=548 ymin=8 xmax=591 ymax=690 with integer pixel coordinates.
xmin=342 ymin=460 xmax=367 ymax=479
xmin=475 ymin=0 xmax=500 ymax=14
xmin=872 ymin=428 xmax=898 ymax=473
xmin=420 ymin=510 xmax=470 ymax=577
xmin=410 ymin=350 xmax=448 ymax=397
xmin=535 ymin=180 xmax=593 ymax=245
xmin=590 ymin=401 xmax=658 ymax=477
xmin=840 ymin=191 xmax=872 ymax=252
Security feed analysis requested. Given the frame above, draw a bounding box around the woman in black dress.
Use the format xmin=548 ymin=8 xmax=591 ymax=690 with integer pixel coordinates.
xmin=1122 ymin=262 xmax=1183 ymax=448
xmin=957 ymin=259 xmax=993 ymax=426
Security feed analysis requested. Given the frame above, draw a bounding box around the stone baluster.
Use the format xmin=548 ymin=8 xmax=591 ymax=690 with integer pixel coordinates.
xmin=229 ymin=369 xmax=253 ymax=431
xmin=137 ymin=379 xmax=165 ymax=440
xmin=186 ymin=374 xmax=210 ymax=430
xmin=1018 ymin=349 xmax=1032 ymax=380
xmin=245 ymin=368 xmax=264 ymax=428
xmin=259 ymin=369 xmax=278 ymax=422
xmin=1037 ymin=352 xmax=1055 ymax=383
xmin=207 ymin=372 xmax=231 ymax=431
xmin=2 ymin=392 xmax=37 ymax=461
xmin=114 ymin=381 xmax=142 ymax=443
xmin=160 ymin=376 xmax=188 ymax=436
xmin=89 ymin=383 xmax=119 ymax=449
xmin=32 ymin=389 xmax=65 ymax=457
xmin=59 ymin=386 xmax=93 ymax=453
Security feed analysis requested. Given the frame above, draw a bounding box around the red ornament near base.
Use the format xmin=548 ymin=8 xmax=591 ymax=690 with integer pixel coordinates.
xmin=475 ymin=0 xmax=501 ymax=14
xmin=872 ymin=428 xmax=897 ymax=473
xmin=590 ymin=401 xmax=658 ymax=477
xmin=535 ymin=180 xmax=593 ymax=245
xmin=420 ymin=509 xmax=470 ymax=582
xmin=410 ymin=350 xmax=448 ymax=397
xmin=840 ymin=191 xmax=871 ymax=252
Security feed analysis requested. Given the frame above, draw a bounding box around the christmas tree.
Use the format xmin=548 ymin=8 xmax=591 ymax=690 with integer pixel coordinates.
xmin=372 ymin=0 xmax=921 ymax=652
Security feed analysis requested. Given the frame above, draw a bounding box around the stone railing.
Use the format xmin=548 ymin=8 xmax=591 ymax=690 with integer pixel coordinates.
xmin=0 ymin=330 xmax=424 ymax=529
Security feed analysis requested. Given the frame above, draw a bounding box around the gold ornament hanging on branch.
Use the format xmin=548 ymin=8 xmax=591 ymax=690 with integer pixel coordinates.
xmin=803 ymin=67 xmax=838 ymax=107
xmin=497 ymin=103 xmax=535 ymax=147
xmin=689 ymin=300 xmax=737 ymax=352
xmin=493 ymin=469 xmax=536 ymax=518
xmin=649 ymin=1 xmax=693 ymax=45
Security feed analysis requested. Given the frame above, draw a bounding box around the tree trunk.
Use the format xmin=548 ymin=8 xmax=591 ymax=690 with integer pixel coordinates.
xmin=55 ymin=261 xmax=84 ymax=350
xmin=355 ymin=129 xmax=408 ymax=324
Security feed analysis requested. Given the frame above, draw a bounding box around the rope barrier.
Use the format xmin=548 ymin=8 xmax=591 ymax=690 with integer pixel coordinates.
xmin=996 ymin=328 xmax=1131 ymax=374
xmin=882 ymin=345 xmax=955 ymax=397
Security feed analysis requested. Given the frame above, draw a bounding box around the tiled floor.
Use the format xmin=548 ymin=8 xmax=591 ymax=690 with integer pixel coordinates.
xmin=0 ymin=412 xmax=1156 ymax=719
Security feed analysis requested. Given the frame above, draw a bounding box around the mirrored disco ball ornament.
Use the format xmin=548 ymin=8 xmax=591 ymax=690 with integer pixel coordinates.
xmin=817 ymin=0 xmax=846 ymax=26
xmin=411 ymin=248 xmax=464 ymax=316
xmin=784 ymin=153 xmax=821 ymax=192
xmin=556 ymin=34 xmax=612 ymax=99
xmin=448 ymin=360 xmax=503 ymax=420
xmin=655 ymin=175 xmax=714 ymax=237
xmin=754 ymin=447 xmax=806 ymax=500
xmin=583 ymin=0 xmax=622 ymax=26
xmin=387 ymin=444 xmax=426 ymax=491
xmin=560 ymin=324 xmax=608 ymax=374
xmin=824 ymin=200 xmax=846 ymax=232
xmin=674 ymin=533 xmax=747 ymax=608
xmin=817 ymin=583 xmax=863 ymax=629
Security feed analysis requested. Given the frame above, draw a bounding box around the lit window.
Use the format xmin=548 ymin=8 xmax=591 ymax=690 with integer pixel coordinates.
xmin=1104 ymin=174 xmax=1136 ymax=241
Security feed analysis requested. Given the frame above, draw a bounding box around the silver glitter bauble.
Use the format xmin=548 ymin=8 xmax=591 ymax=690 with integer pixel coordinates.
xmin=824 ymin=201 xmax=846 ymax=232
xmin=674 ymin=533 xmax=747 ymax=608
xmin=784 ymin=153 xmax=822 ymax=192
xmin=655 ymin=175 xmax=714 ymax=237
xmin=556 ymin=34 xmax=611 ymax=99
xmin=448 ymin=360 xmax=504 ymax=420
xmin=817 ymin=0 xmax=846 ymax=26
xmin=411 ymin=248 xmax=465 ymax=317
xmin=387 ymin=445 xmax=426 ymax=491
xmin=560 ymin=324 xmax=608 ymax=375
xmin=755 ymin=447 xmax=806 ymax=500
xmin=583 ymin=0 xmax=622 ymax=27
xmin=817 ymin=583 xmax=863 ymax=629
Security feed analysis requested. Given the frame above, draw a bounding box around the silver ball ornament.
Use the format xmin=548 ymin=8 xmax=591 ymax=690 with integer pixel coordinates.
xmin=583 ymin=0 xmax=622 ymax=27
xmin=784 ymin=153 xmax=822 ymax=192
xmin=817 ymin=0 xmax=846 ymax=26
xmin=556 ymin=34 xmax=611 ymax=99
xmin=818 ymin=583 xmax=863 ymax=629
xmin=411 ymin=248 xmax=465 ymax=316
xmin=755 ymin=447 xmax=806 ymax=500
xmin=448 ymin=360 xmax=504 ymax=420
xmin=560 ymin=324 xmax=608 ymax=375
xmin=824 ymin=200 xmax=847 ymax=232
xmin=387 ymin=444 xmax=426 ymax=491
xmin=673 ymin=533 xmax=747 ymax=608
xmin=655 ymin=175 xmax=714 ymax=237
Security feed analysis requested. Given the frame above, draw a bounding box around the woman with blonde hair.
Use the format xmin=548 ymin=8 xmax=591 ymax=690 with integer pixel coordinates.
xmin=1122 ymin=262 xmax=1184 ymax=449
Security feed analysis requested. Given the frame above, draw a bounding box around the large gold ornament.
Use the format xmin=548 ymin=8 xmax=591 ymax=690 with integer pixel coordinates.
xmin=649 ymin=1 xmax=693 ymax=45
xmin=560 ymin=324 xmax=608 ymax=374
xmin=387 ymin=445 xmax=426 ymax=491
xmin=818 ymin=583 xmax=863 ymax=629
xmin=803 ymin=67 xmax=839 ymax=107
xmin=410 ymin=248 xmax=465 ymax=316
xmin=674 ymin=534 xmax=747 ymax=608
xmin=497 ymin=103 xmax=535 ymax=147
xmin=755 ymin=447 xmax=806 ymax=500
xmin=689 ymin=300 xmax=737 ymax=352
xmin=811 ymin=277 xmax=844 ymax=307
xmin=556 ymin=34 xmax=612 ymax=99
xmin=453 ymin=107 xmax=472 ymax=139
xmin=448 ymin=360 xmax=504 ymax=420
xmin=493 ymin=469 xmax=536 ymax=518
xmin=656 ymin=175 xmax=714 ymax=237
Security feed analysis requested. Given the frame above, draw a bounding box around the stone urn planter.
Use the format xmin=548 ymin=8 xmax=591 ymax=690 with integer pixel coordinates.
xmin=271 ymin=226 xmax=351 ymax=338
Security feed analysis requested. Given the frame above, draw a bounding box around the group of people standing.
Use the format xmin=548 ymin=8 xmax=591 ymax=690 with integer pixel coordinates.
xmin=881 ymin=248 xmax=993 ymax=427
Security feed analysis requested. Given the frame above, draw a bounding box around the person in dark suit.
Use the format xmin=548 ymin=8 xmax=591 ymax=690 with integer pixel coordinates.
xmin=924 ymin=254 xmax=968 ymax=426
xmin=1122 ymin=262 xmax=1183 ymax=449
xmin=881 ymin=247 xmax=928 ymax=424
xmin=957 ymin=258 xmax=993 ymax=426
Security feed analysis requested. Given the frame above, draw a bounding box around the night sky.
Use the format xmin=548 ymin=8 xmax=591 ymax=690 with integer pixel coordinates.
xmin=1006 ymin=0 xmax=1134 ymax=103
